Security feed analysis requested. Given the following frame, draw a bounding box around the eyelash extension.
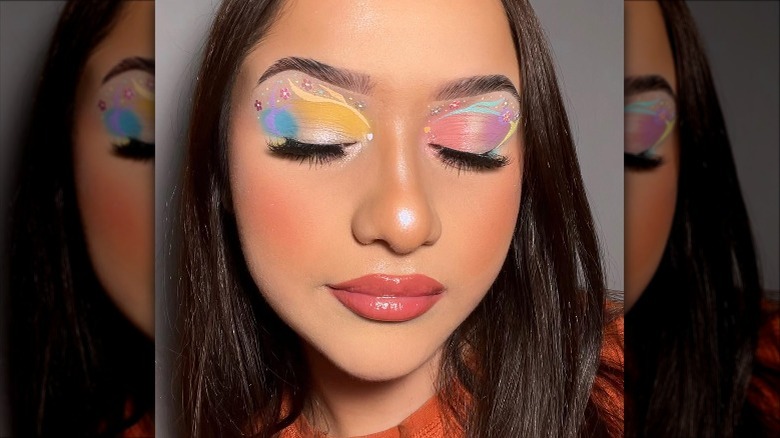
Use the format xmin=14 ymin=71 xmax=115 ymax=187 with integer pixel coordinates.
xmin=267 ymin=138 xmax=351 ymax=167
xmin=624 ymin=152 xmax=663 ymax=170
xmin=113 ymin=138 xmax=154 ymax=161
xmin=429 ymin=144 xmax=509 ymax=172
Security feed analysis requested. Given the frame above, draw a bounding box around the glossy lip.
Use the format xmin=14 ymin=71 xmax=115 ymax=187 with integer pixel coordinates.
xmin=328 ymin=274 xmax=445 ymax=322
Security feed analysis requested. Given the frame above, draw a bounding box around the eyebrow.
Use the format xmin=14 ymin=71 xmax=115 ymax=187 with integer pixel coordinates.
xmin=257 ymin=57 xmax=373 ymax=94
xmin=435 ymin=75 xmax=520 ymax=101
xmin=102 ymin=57 xmax=154 ymax=84
xmin=257 ymin=57 xmax=520 ymax=101
xmin=625 ymin=74 xmax=676 ymax=97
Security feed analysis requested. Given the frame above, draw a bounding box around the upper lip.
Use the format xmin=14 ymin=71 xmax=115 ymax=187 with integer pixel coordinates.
xmin=328 ymin=274 xmax=444 ymax=297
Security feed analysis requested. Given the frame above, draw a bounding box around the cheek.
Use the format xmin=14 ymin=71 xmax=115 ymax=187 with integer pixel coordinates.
xmin=625 ymin=150 xmax=679 ymax=308
xmin=73 ymin=111 xmax=154 ymax=335
xmin=230 ymin=165 xmax=318 ymax=267
xmin=431 ymin=148 xmax=522 ymax=300
xmin=229 ymin=114 xmax=332 ymax=287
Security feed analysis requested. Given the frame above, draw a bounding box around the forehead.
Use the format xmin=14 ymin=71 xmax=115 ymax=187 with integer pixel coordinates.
xmin=625 ymin=1 xmax=676 ymax=93
xmin=250 ymin=0 xmax=520 ymax=93
xmin=89 ymin=3 xmax=154 ymax=71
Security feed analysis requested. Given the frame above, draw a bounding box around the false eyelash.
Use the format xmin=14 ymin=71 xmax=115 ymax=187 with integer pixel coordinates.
xmin=267 ymin=138 xmax=352 ymax=167
xmin=430 ymin=144 xmax=509 ymax=172
xmin=624 ymin=152 xmax=663 ymax=170
xmin=113 ymin=138 xmax=154 ymax=161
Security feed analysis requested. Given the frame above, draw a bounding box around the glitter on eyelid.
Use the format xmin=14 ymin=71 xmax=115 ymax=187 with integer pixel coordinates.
xmin=624 ymin=95 xmax=677 ymax=155
xmin=254 ymin=73 xmax=373 ymax=143
xmin=425 ymin=95 xmax=520 ymax=155
xmin=97 ymin=72 xmax=155 ymax=145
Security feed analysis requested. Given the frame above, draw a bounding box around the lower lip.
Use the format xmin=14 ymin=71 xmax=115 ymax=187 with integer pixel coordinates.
xmin=329 ymin=288 xmax=442 ymax=322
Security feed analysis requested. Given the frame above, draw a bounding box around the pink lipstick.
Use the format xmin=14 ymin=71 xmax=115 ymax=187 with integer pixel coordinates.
xmin=328 ymin=274 xmax=444 ymax=322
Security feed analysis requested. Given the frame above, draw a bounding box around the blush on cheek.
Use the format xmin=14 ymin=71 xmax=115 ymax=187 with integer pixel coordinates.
xmin=625 ymin=164 xmax=678 ymax=305
xmin=466 ymin=184 xmax=520 ymax=273
xmin=75 ymin=144 xmax=154 ymax=334
xmin=235 ymin=181 xmax=310 ymax=256
xmin=430 ymin=154 xmax=522 ymax=294
xmin=78 ymin=157 xmax=152 ymax=274
xmin=229 ymin=149 xmax=325 ymax=271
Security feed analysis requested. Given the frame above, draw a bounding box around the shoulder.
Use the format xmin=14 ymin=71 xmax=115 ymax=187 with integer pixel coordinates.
xmin=122 ymin=413 xmax=154 ymax=437
xmin=588 ymin=299 xmax=624 ymax=437
xmin=746 ymin=298 xmax=780 ymax=435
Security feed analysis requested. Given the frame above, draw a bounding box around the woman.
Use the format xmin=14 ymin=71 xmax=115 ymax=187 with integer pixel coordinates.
xmin=624 ymin=1 xmax=779 ymax=436
xmin=175 ymin=0 xmax=622 ymax=436
xmin=6 ymin=1 xmax=155 ymax=435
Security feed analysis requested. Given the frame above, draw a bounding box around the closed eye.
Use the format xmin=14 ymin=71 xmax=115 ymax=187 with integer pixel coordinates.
xmin=430 ymin=144 xmax=509 ymax=172
xmin=113 ymin=138 xmax=154 ymax=161
xmin=267 ymin=138 xmax=353 ymax=167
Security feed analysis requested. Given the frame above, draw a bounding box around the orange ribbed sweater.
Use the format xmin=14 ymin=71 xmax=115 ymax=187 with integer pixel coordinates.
xmin=280 ymin=315 xmax=625 ymax=438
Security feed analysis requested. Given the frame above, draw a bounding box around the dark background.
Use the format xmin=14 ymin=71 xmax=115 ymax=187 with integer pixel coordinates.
xmin=688 ymin=1 xmax=779 ymax=294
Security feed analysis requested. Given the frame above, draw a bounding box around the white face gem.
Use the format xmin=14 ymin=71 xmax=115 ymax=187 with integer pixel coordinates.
xmin=366 ymin=133 xmax=374 ymax=141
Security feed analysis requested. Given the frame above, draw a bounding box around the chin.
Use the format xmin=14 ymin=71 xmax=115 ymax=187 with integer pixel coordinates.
xmin=303 ymin=323 xmax=445 ymax=382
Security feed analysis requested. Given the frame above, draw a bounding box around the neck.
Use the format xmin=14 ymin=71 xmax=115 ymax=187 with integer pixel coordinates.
xmin=303 ymin=345 xmax=441 ymax=437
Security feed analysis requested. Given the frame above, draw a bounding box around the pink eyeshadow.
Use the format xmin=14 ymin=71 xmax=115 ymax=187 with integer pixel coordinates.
xmin=427 ymin=112 xmax=512 ymax=154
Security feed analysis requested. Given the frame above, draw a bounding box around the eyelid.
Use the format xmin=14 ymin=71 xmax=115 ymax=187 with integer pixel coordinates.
xmin=425 ymin=94 xmax=520 ymax=155
xmin=624 ymin=93 xmax=676 ymax=156
xmin=254 ymin=72 xmax=373 ymax=144
xmin=98 ymin=72 xmax=155 ymax=144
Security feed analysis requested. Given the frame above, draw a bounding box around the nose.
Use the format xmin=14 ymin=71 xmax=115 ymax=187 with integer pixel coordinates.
xmin=351 ymin=140 xmax=442 ymax=255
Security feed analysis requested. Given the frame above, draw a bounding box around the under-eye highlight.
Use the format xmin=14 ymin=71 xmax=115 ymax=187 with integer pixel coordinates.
xmin=97 ymin=70 xmax=155 ymax=160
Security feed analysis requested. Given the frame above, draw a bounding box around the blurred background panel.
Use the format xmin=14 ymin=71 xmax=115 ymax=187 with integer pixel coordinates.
xmin=0 ymin=3 xmax=66 ymax=435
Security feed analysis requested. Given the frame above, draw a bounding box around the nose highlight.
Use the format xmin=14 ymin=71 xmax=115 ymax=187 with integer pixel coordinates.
xmin=351 ymin=182 xmax=442 ymax=255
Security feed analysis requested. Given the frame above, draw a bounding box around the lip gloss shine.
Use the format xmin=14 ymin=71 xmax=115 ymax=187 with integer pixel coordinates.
xmin=328 ymin=274 xmax=444 ymax=322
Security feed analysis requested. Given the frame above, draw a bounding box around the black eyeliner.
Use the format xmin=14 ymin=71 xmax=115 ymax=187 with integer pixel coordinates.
xmin=267 ymin=138 xmax=350 ymax=166
xmin=113 ymin=138 xmax=154 ymax=161
xmin=430 ymin=144 xmax=509 ymax=172
xmin=624 ymin=152 xmax=663 ymax=171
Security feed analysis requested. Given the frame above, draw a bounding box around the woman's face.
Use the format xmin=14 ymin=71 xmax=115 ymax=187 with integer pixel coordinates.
xmin=229 ymin=0 xmax=522 ymax=381
xmin=73 ymin=1 xmax=155 ymax=336
xmin=624 ymin=1 xmax=679 ymax=310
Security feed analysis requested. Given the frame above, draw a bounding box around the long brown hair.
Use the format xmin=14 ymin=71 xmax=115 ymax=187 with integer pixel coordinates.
xmin=175 ymin=1 xmax=620 ymax=436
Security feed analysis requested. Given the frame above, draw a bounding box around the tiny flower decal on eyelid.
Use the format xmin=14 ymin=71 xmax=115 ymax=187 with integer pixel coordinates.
xmin=255 ymin=73 xmax=373 ymax=143
xmin=97 ymin=73 xmax=155 ymax=145
xmin=425 ymin=94 xmax=520 ymax=154
xmin=501 ymin=109 xmax=512 ymax=124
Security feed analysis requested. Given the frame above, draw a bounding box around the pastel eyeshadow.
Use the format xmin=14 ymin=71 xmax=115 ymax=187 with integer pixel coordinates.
xmin=254 ymin=73 xmax=371 ymax=142
xmin=428 ymin=113 xmax=512 ymax=154
xmin=97 ymin=73 xmax=154 ymax=142
xmin=104 ymin=108 xmax=142 ymax=138
xmin=426 ymin=98 xmax=518 ymax=154
xmin=624 ymin=97 xmax=676 ymax=155
xmin=262 ymin=108 xmax=299 ymax=137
